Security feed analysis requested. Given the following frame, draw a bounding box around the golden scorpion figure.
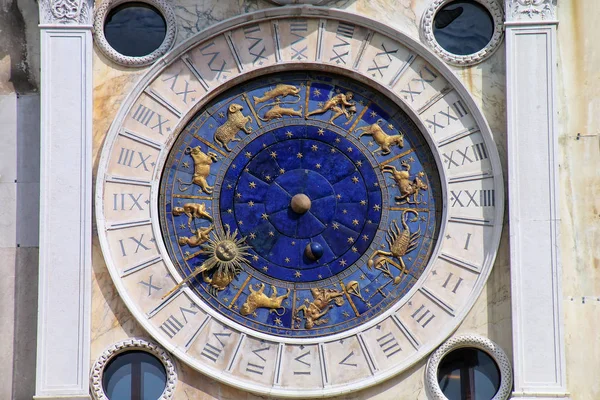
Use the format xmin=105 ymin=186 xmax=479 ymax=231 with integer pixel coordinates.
xmin=367 ymin=209 xmax=420 ymax=284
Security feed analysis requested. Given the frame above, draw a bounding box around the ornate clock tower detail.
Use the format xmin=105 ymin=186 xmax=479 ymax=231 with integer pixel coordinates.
xmin=96 ymin=8 xmax=504 ymax=397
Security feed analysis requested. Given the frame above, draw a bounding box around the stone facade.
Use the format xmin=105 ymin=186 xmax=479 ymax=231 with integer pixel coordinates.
xmin=0 ymin=0 xmax=597 ymax=399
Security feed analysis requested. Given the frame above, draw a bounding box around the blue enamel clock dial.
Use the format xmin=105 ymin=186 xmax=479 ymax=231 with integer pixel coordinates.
xmin=159 ymin=72 xmax=442 ymax=337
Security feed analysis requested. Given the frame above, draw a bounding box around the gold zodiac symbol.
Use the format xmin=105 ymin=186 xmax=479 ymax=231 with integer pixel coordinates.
xmin=253 ymin=84 xmax=301 ymax=104
xmin=240 ymin=283 xmax=290 ymax=316
xmin=177 ymin=146 xmax=218 ymax=193
xmin=381 ymin=161 xmax=428 ymax=204
xmin=255 ymin=84 xmax=303 ymax=122
xmin=172 ymin=202 xmax=213 ymax=230
xmin=178 ymin=225 xmax=213 ymax=247
xmin=293 ymin=287 xmax=345 ymax=329
xmin=260 ymin=102 xmax=303 ymax=121
xmin=356 ymin=119 xmax=405 ymax=155
xmin=162 ymin=225 xmax=250 ymax=299
xmin=214 ymin=103 xmax=253 ymax=152
xmin=306 ymin=91 xmax=356 ymax=125
xmin=345 ymin=280 xmax=366 ymax=302
xmin=367 ymin=210 xmax=420 ymax=284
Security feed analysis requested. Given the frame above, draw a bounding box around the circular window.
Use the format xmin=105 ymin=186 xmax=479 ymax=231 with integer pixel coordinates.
xmin=102 ymin=350 xmax=167 ymax=399
xmin=421 ymin=0 xmax=504 ymax=66
xmin=104 ymin=3 xmax=166 ymax=58
xmin=425 ymin=335 xmax=512 ymax=400
xmin=437 ymin=348 xmax=500 ymax=400
xmin=433 ymin=1 xmax=494 ymax=56
xmin=94 ymin=0 xmax=177 ymax=67
xmin=91 ymin=339 xmax=177 ymax=400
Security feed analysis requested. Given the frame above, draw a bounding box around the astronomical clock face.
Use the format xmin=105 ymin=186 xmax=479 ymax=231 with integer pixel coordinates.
xmin=96 ymin=9 xmax=503 ymax=397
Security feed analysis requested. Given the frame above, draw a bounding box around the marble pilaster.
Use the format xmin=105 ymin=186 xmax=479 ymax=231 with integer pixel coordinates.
xmin=505 ymin=1 xmax=569 ymax=398
xmin=35 ymin=0 xmax=93 ymax=398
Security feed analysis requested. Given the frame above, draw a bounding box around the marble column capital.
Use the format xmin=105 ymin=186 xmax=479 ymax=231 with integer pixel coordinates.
xmin=38 ymin=0 xmax=93 ymax=26
xmin=505 ymin=0 xmax=557 ymax=22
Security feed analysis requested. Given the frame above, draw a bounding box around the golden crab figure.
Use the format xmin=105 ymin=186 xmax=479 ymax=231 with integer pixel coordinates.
xmin=162 ymin=225 xmax=251 ymax=299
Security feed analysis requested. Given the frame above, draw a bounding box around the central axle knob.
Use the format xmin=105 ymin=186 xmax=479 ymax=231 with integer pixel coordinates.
xmin=290 ymin=193 xmax=311 ymax=214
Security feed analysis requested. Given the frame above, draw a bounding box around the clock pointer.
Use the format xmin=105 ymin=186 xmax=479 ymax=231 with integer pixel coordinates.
xmin=161 ymin=261 xmax=213 ymax=300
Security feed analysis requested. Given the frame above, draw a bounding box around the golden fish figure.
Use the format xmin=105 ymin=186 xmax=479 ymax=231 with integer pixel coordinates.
xmin=253 ymin=84 xmax=300 ymax=104
xmin=260 ymin=102 xmax=303 ymax=121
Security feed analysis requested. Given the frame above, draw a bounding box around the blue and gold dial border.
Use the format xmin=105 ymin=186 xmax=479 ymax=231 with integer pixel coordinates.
xmin=159 ymin=72 xmax=442 ymax=338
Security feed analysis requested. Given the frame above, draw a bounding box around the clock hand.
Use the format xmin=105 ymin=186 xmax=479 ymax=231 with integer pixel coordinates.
xmin=162 ymin=261 xmax=211 ymax=300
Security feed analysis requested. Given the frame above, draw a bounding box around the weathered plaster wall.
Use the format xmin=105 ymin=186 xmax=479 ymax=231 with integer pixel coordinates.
xmin=557 ymin=1 xmax=600 ymax=399
xmin=0 ymin=0 xmax=40 ymax=399
xmin=90 ymin=1 xmax=510 ymax=399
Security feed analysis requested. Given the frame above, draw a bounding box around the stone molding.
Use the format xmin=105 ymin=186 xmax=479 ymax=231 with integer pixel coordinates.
xmin=90 ymin=338 xmax=177 ymax=400
xmin=506 ymin=0 xmax=556 ymax=22
xmin=39 ymin=0 xmax=93 ymax=25
xmin=267 ymin=0 xmax=336 ymax=4
xmin=421 ymin=0 xmax=505 ymax=66
xmin=424 ymin=334 xmax=513 ymax=400
xmin=93 ymin=0 xmax=177 ymax=67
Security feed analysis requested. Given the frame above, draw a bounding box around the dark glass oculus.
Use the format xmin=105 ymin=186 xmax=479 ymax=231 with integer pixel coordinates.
xmin=104 ymin=2 xmax=166 ymax=57
xmin=438 ymin=348 xmax=501 ymax=400
xmin=433 ymin=0 xmax=494 ymax=56
xmin=102 ymin=351 xmax=167 ymax=400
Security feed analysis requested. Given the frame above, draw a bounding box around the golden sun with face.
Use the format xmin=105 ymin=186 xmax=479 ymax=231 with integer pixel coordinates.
xmin=198 ymin=225 xmax=251 ymax=295
xmin=161 ymin=225 xmax=250 ymax=299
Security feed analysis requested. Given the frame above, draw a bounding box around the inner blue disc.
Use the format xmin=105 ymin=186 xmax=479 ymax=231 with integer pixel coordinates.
xmin=222 ymin=131 xmax=381 ymax=281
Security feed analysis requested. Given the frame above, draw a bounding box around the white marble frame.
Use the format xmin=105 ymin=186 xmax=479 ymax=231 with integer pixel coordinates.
xmin=90 ymin=338 xmax=177 ymax=400
xmin=95 ymin=6 xmax=505 ymax=398
xmin=421 ymin=0 xmax=505 ymax=66
xmin=424 ymin=334 xmax=513 ymax=400
xmin=93 ymin=0 xmax=177 ymax=67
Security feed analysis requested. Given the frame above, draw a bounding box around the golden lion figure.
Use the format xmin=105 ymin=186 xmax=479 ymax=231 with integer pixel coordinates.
xmin=172 ymin=202 xmax=213 ymax=229
xmin=293 ymin=287 xmax=345 ymax=329
xmin=240 ymin=283 xmax=290 ymax=316
xmin=253 ymin=84 xmax=300 ymax=104
xmin=214 ymin=103 xmax=253 ymax=152
xmin=177 ymin=146 xmax=218 ymax=193
xmin=355 ymin=119 xmax=405 ymax=155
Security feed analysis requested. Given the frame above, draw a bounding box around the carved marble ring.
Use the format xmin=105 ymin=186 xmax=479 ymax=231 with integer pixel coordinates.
xmin=425 ymin=334 xmax=513 ymax=400
xmin=421 ymin=0 xmax=505 ymax=66
xmin=93 ymin=0 xmax=177 ymax=67
xmin=90 ymin=338 xmax=177 ymax=400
